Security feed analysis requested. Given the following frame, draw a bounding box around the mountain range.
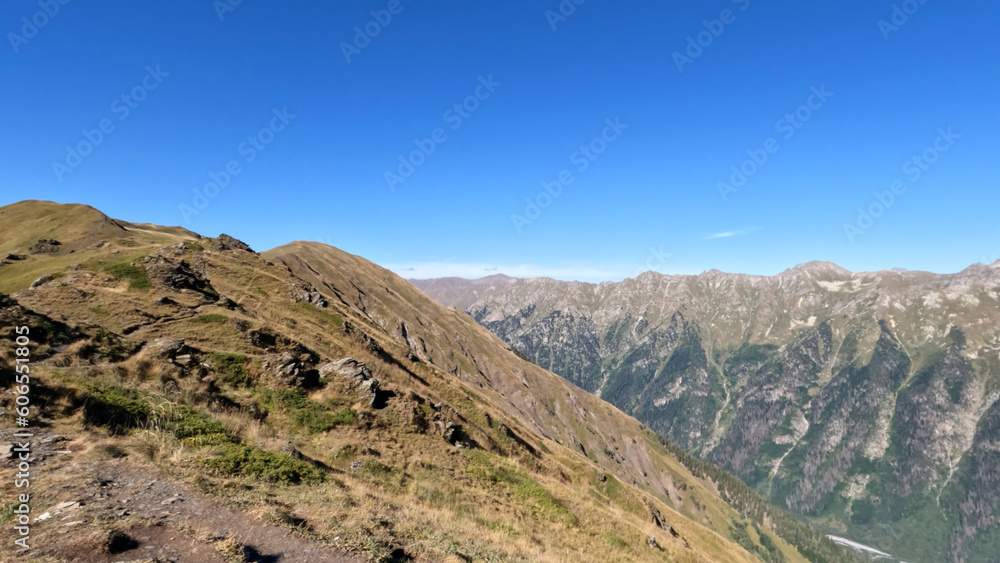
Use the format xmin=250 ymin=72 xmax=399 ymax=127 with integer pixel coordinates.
xmin=411 ymin=259 xmax=1000 ymax=562
xmin=0 ymin=200 xmax=865 ymax=562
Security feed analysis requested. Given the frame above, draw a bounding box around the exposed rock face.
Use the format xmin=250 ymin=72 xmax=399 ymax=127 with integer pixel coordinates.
xmin=147 ymin=338 xmax=189 ymax=359
xmin=289 ymin=283 xmax=328 ymax=308
xmin=29 ymin=239 xmax=61 ymax=254
xmin=210 ymin=234 xmax=254 ymax=253
xmin=418 ymin=262 xmax=1000 ymax=563
xmin=30 ymin=275 xmax=54 ymax=289
xmin=0 ymin=292 xmax=78 ymax=348
xmin=145 ymin=256 xmax=213 ymax=294
xmin=319 ymin=357 xmax=381 ymax=406
xmin=263 ymin=348 xmax=321 ymax=389
xmin=320 ymin=357 xmax=372 ymax=381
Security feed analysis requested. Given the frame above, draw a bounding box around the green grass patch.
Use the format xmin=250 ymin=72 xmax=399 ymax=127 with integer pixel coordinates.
xmin=255 ymin=388 xmax=355 ymax=433
xmin=104 ymin=263 xmax=151 ymax=290
xmin=354 ymin=459 xmax=403 ymax=491
xmin=294 ymin=405 xmax=356 ymax=433
xmin=83 ymin=386 xmax=150 ymax=434
xmin=466 ymin=450 xmax=576 ymax=525
xmin=206 ymin=444 xmax=325 ymax=484
xmin=333 ymin=445 xmax=358 ymax=460
xmin=297 ymin=302 xmax=343 ymax=327
xmin=475 ymin=517 xmax=520 ymax=537
xmin=80 ymin=330 xmax=138 ymax=362
xmin=208 ymin=353 xmax=249 ymax=386
xmin=601 ymin=532 xmax=628 ymax=549
xmin=165 ymin=407 xmax=236 ymax=446
xmin=196 ymin=314 xmax=229 ymax=324
xmin=0 ymin=501 xmax=21 ymax=525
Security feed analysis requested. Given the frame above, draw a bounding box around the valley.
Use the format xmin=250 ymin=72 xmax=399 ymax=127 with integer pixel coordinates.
xmin=412 ymin=260 xmax=1000 ymax=562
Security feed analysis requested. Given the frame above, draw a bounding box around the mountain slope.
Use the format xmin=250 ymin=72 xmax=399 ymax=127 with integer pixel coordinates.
xmin=0 ymin=201 xmax=858 ymax=562
xmin=414 ymin=263 xmax=1000 ymax=562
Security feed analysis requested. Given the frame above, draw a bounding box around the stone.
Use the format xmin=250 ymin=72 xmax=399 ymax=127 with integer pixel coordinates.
xmin=320 ymin=357 xmax=381 ymax=404
xmin=29 ymin=239 xmax=61 ymax=254
xmin=30 ymin=275 xmax=54 ymax=289
xmin=148 ymin=339 xmax=187 ymax=358
xmin=289 ymin=283 xmax=328 ymax=308
xmin=211 ymin=234 xmax=254 ymax=253
xmin=320 ymin=357 xmax=371 ymax=381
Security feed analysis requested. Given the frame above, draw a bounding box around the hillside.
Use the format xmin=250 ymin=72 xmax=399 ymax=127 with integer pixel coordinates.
xmin=413 ymin=262 xmax=1000 ymax=562
xmin=0 ymin=200 xmax=860 ymax=562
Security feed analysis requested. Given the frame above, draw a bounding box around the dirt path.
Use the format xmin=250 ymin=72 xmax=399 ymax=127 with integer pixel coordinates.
xmin=30 ymin=459 xmax=358 ymax=563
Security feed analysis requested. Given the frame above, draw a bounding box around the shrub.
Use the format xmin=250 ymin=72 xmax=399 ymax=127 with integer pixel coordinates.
xmin=166 ymin=407 xmax=236 ymax=446
xmin=208 ymin=353 xmax=249 ymax=386
xmin=84 ymin=387 xmax=150 ymax=434
xmin=333 ymin=445 xmax=358 ymax=460
xmin=79 ymin=330 xmax=137 ymax=362
xmin=105 ymin=263 xmax=151 ymax=290
xmin=196 ymin=314 xmax=229 ymax=324
xmin=293 ymin=405 xmax=356 ymax=433
xmin=206 ymin=444 xmax=325 ymax=484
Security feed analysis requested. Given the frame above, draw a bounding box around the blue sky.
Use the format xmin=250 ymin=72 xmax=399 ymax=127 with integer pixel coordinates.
xmin=1 ymin=0 xmax=997 ymax=281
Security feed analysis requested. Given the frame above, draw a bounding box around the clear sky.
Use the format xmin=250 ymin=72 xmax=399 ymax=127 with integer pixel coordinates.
xmin=2 ymin=0 xmax=998 ymax=281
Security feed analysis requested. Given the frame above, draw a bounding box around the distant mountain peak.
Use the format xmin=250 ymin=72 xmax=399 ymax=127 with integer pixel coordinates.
xmin=783 ymin=261 xmax=851 ymax=276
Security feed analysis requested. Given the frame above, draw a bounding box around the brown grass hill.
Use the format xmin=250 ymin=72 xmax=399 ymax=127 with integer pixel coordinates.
xmin=0 ymin=200 xmax=860 ymax=562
